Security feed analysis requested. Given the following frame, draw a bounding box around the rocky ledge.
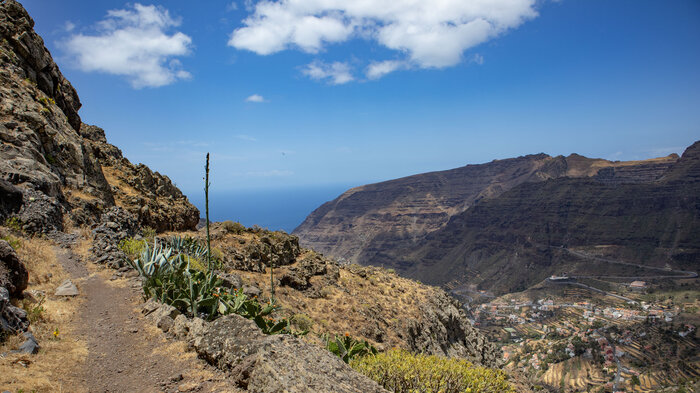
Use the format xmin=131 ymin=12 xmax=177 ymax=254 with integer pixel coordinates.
xmin=143 ymin=300 xmax=389 ymax=393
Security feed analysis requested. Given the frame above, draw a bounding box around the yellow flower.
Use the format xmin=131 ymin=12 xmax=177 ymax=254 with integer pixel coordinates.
xmin=53 ymin=328 xmax=60 ymax=338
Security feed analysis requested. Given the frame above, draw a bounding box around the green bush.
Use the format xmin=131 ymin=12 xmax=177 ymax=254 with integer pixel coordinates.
xmin=350 ymin=349 xmax=516 ymax=393
xmin=118 ymin=237 xmax=147 ymax=260
xmin=1 ymin=235 xmax=21 ymax=250
xmin=142 ymin=226 xmax=156 ymax=241
xmin=4 ymin=217 xmax=22 ymax=232
xmin=222 ymin=220 xmax=246 ymax=234
xmin=291 ymin=313 xmax=314 ymax=331
xmin=38 ymin=96 xmax=56 ymax=106
xmin=323 ymin=333 xmax=377 ymax=363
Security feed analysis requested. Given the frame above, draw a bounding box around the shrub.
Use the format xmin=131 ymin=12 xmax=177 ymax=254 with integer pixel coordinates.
xmin=23 ymin=295 xmax=46 ymax=324
xmin=1 ymin=235 xmax=21 ymax=250
xmin=4 ymin=217 xmax=22 ymax=232
xmin=323 ymin=333 xmax=377 ymax=363
xmin=222 ymin=220 xmax=246 ymax=234
xmin=118 ymin=237 xmax=147 ymax=260
xmin=38 ymin=96 xmax=56 ymax=106
xmin=142 ymin=226 xmax=156 ymax=241
xmin=350 ymin=349 xmax=516 ymax=393
xmin=291 ymin=313 xmax=314 ymax=331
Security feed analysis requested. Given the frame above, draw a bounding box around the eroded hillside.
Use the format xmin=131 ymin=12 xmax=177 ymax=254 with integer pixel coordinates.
xmin=293 ymin=151 xmax=678 ymax=273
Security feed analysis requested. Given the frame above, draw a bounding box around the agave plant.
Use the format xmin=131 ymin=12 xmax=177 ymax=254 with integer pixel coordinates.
xmin=129 ymin=240 xmax=223 ymax=319
xmin=164 ymin=236 xmax=207 ymax=259
xmin=124 ymin=154 xmax=302 ymax=333
xmin=322 ymin=333 xmax=378 ymax=363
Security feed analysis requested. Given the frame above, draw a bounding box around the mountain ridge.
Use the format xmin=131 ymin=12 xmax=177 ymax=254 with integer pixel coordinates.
xmin=294 ymin=143 xmax=696 ymax=294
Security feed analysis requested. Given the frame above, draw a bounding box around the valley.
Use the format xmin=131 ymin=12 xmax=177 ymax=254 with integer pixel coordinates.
xmin=0 ymin=1 xmax=697 ymax=392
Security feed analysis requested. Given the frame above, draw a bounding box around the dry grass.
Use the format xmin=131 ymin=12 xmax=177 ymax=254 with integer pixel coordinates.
xmin=72 ymin=227 xmax=93 ymax=263
xmin=63 ymin=187 xmax=99 ymax=202
xmin=212 ymin=228 xmax=435 ymax=351
xmin=102 ymin=166 xmax=142 ymax=205
xmin=0 ymin=232 xmax=87 ymax=393
xmin=128 ymin=227 xmax=438 ymax=350
xmin=541 ymin=357 xmax=606 ymax=391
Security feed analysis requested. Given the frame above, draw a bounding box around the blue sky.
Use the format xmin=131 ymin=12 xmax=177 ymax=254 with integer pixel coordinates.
xmin=20 ymin=0 xmax=700 ymax=198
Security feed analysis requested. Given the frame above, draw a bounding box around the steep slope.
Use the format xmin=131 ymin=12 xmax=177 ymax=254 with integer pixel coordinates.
xmin=0 ymin=0 xmax=198 ymax=232
xmin=294 ymin=149 xmax=678 ymax=271
xmin=404 ymin=141 xmax=700 ymax=293
xmin=180 ymin=223 xmax=503 ymax=368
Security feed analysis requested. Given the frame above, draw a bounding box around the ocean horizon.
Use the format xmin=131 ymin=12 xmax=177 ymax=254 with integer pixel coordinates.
xmin=185 ymin=184 xmax=353 ymax=234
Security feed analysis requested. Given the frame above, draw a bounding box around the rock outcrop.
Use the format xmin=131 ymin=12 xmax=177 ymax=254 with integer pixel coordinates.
xmin=1 ymin=286 xmax=28 ymax=335
xmin=0 ymin=179 xmax=22 ymax=220
xmin=143 ymin=301 xmax=389 ymax=393
xmin=0 ymin=239 xmax=27 ymax=297
xmin=0 ymin=240 xmax=28 ymax=335
xmin=0 ymin=0 xmax=198 ymax=233
xmin=406 ymin=289 xmax=500 ymax=366
xmin=78 ymin=124 xmax=200 ymax=232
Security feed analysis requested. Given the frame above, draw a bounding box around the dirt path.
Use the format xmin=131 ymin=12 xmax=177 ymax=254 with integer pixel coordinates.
xmin=55 ymin=243 xmax=239 ymax=393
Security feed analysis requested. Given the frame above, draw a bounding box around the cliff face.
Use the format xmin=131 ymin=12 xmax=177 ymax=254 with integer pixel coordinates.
xmin=294 ymin=149 xmax=679 ymax=277
xmin=0 ymin=0 xmax=198 ymax=232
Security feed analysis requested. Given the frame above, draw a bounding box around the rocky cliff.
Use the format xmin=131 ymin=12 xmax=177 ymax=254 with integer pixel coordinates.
xmin=406 ymin=141 xmax=700 ymax=293
xmin=0 ymin=0 xmax=198 ymax=233
xmin=294 ymin=149 xmax=679 ymax=274
xmin=296 ymin=142 xmax=698 ymax=294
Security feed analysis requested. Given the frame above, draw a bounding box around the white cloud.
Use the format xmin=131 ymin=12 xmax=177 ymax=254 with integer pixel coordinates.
xmin=63 ymin=4 xmax=192 ymax=88
xmin=64 ymin=21 xmax=76 ymax=32
xmin=227 ymin=2 xmax=238 ymax=12
xmin=302 ymin=61 xmax=354 ymax=85
xmin=229 ymin=0 xmax=538 ymax=79
xmin=366 ymin=60 xmax=407 ymax=80
xmin=245 ymin=94 xmax=267 ymax=102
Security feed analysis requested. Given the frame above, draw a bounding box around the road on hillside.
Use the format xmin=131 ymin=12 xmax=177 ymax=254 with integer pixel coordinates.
xmin=553 ymin=246 xmax=698 ymax=280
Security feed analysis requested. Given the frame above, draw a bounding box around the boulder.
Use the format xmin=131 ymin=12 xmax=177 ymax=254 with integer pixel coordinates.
xmin=279 ymin=253 xmax=337 ymax=291
xmin=0 ymin=179 xmax=22 ymax=219
xmin=54 ymin=279 xmax=79 ymax=296
xmin=216 ymin=271 xmax=242 ymax=289
xmin=16 ymin=331 xmax=39 ymax=354
xmin=0 ymin=239 xmax=28 ymax=296
xmin=0 ymin=286 xmax=28 ymax=334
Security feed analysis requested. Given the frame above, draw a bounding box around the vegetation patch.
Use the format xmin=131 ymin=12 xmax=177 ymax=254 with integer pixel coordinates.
xmin=351 ymin=349 xmax=516 ymax=393
xmin=323 ymin=333 xmax=377 ymax=363
xmin=118 ymin=237 xmax=147 ymax=260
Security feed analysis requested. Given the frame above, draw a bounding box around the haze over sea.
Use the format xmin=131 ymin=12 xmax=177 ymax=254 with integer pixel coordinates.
xmin=186 ymin=185 xmax=353 ymax=233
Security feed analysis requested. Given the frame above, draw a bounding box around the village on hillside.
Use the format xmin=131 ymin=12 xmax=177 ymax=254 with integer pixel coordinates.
xmin=459 ymin=278 xmax=700 ymax=392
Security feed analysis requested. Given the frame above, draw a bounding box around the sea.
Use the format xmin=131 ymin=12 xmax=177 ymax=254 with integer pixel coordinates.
xmin=186 ymin=185 xmax=352 ymax=234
